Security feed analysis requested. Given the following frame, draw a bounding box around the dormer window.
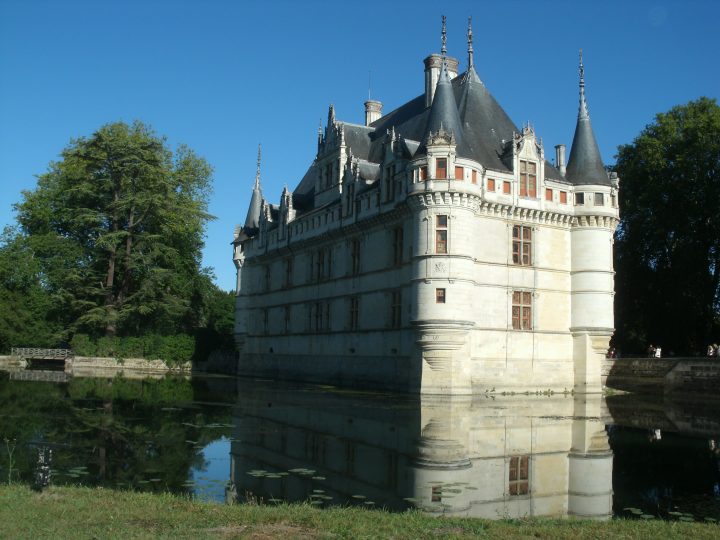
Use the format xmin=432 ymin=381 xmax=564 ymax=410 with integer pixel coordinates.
xmin=519 ymin=160 xmax=537 ymax=198
xmin=436 ymin=158 xmax=447 ymax=179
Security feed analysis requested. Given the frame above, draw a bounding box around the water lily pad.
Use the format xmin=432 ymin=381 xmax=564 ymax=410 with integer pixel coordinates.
xmin=352 ymin=495 xmax=366 ymax=499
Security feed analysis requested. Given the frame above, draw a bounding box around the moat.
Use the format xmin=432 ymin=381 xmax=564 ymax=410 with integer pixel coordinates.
xmin=0 ymin=370 xmax=719 ymax=523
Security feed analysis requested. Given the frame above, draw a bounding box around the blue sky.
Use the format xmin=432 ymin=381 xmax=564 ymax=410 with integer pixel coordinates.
xmin=1 ymin=0 xmax=718 ymax=290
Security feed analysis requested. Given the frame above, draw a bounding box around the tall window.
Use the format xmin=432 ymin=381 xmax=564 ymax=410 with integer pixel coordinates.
xmin=393 ymin=227 xmax=404 ymax=267
xmin=487 ymin=178 xmax=496 ymax=192
xmin=512 ymin=225 xmax=532 ymax=266
xmin=512 ymin=291 xmax=532 ymax=331
xmin=390 ymin=290 xmax=402 ymax=328
xmin=385 ymin=166 xmax=395 ymax=201
xmin=284 ymin=258 xmax=293 ymax=289
xmin=349 ymin=296 xmax=359 ymax=330
xmin=436 ymin=158 xmax=447 ymax=179
xmin=594 ymin=192 xmax=604 ymax=206
xmin=519 ymin=160 xmax=537 ymax=198
xmin=545 ymin=188 xmax=553 ymax=201
xmin=419 ymin=166 xmax=428 ymax=181
xmin=350 ymin=239 xmax=361 ymax=275
xmin=264 ymin=265 xmax=271 ymax=291
xmin=455 ymin=166 xmax=464 ymax=181
xmin=575 ymin=192 xmax=585 ymax=205
xmin=472 ymin=170 xmax=477 ymax=184
xmin=284 ymin=305 xmax=291 ymax=333
xmin=503 ymin=181 xmax=511 ymax=194
xmin=325 ymin=163 xmax=333 ymax=188
xmin=559 ymin=191 xmax=568 ymax=204
xmin=263 ymin=308 xmax=269 ymax=334
xmin=509 ymin=456 xmax=529 ymax=495
xmin=435 ymin=215 xmax=448 ymax=254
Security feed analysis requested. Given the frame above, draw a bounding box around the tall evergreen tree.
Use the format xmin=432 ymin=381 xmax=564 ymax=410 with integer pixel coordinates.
xmin=614 ymin=97 xmax=720 ymax=354
xmin=14 ymin=121 xmax=214 ymax=338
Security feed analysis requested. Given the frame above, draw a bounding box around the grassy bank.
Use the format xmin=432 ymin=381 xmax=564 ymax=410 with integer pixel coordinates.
xmin=0 ymin=485 xmax=718 ymax=539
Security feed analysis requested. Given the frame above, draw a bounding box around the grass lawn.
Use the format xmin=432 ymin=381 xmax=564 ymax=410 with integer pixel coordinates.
xmin=0 ymin=484 xmax=718 ymax=539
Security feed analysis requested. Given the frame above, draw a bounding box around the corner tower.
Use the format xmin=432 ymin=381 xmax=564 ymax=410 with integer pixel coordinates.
xmin=567 ymin=52 xmax=620 ymax=392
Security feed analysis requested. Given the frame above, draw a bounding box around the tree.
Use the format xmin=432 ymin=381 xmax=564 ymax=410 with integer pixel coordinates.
xmin=614 ymin=97 xmax=720 ymax=354
xmin=0 ymin=227 xmax=60 ymax=350
xmin=14 ymin=121 xmax=214 ymax=338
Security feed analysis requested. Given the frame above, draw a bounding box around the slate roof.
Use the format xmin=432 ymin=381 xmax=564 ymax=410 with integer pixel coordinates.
xmin=565 ymin=99 xmax=610 ymax=185
xmin=287 ymin=59 xmax=572 ymax=214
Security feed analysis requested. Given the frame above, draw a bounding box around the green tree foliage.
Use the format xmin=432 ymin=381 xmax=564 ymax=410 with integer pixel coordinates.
xmin=0 ymin=227 xmax=60 ymax=351
xmin=614 ymin=97 xmax=720 ymax=354
xmin=13 ymin=121 xmax=214 ymax=339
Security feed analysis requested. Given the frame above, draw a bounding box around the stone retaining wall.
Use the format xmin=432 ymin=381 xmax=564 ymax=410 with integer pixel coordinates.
xmin=0 ymin=354 xmax=190 ymax=377
xmin=606 ymin=357 xmax=720 ymax=397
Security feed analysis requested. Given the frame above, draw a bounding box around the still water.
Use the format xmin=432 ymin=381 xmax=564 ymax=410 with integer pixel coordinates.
xmin=1 ymin=370 xmax=719 ymax=522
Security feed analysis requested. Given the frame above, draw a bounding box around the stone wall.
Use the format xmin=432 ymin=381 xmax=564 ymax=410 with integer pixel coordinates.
xmin=606 ymin=357 xmax=720 ymax=397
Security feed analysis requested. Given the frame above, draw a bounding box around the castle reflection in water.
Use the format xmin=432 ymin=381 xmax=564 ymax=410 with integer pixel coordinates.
xmin=227 ymin=382 xmax=613 ymax=519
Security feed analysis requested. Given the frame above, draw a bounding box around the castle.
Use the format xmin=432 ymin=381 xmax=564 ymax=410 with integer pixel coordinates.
xmin=233 ymin=18 xmax=619 ymax=395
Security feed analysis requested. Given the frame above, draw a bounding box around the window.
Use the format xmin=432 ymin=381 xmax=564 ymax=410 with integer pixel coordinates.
xmin=384 ymin=166 xmax=395 ymax=202
xmin=575 ymin=192 xmax=585 ymax=205
xmin=545 ymin=188 xmax=553 ymax=201
xmin=487 ymin=178 xmax=496 ymax=192
xmin=316 ymin=249 xmax=325 ymax=281
xmin=390 ymin=290 xmax=402 ymax=328
xmin=350 ymin=239 xmax=361 ymax=275
xmin=393 ymin=227 xmax=403 ymax=267
xmin=512 ymin=225 xmax=532 ymax=266
xmin=594 ymin=192 xmax=604 ymax=206
xmin=284 ymin=305 xmax=291 ymax=333
xmin=313 ymin=302 xmax=329 ymax=332
xmin=559 ymin=191 xmax=568 ymax=204
xmin=349 ymin=296 xmax=359 ymax=330
xmin=435 ymin=215 xmax=448 ymax=254
xmin=611 ymin=193 xmax=617 ymax=207
xmin=509 ymin=456 xmax=529 ymax=495
xmin=519 ymin=160 xmax=537 ymax=198
xmin=263 ymin=309 xmax=269 ymax=334
xmin=264 ymin=265 xmax=271 ymax=291
xmin=325 ymin=163 xmax=333 ymax=188
xmin=472 ymin=170 xmax=477 ymax=184
xmin=436 ymin=158 xmax=447 ymax=179
xmin=512 ymin=291 xmax=532 ymax=330
xmin=455 ymin=166 xmax=464 ymax=181
xmin=436 ymin=288 xmax=446 ymax=303
xmin=284 ymin=258 xmax=293 ymax=288
xmin=419 ymin=166 xmax=427 ymax=181
xmin=503 ymin=181 xmax=511 ymax=194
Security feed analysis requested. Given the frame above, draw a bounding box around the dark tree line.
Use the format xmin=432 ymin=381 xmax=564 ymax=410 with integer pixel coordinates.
xmin=614 ymin=97 xmax=720 ymax=355
xmin=0 ymin=121 xmax=234 ymax=359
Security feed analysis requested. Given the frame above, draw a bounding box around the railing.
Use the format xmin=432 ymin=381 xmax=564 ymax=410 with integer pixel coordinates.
xmin=10 ymin=348 xmax=74 ymax=360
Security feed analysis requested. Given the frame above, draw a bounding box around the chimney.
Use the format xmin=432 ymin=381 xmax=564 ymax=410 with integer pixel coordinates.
xmin=555 ymin=144 xmax=567 ymax=176
xmin=424 ymin=54 xmax=459 ymax=108
xmin=364 ymin=100 xmax=383 ymax=126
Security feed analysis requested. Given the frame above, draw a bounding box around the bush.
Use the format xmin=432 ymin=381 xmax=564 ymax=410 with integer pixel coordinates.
xmin=68 ymin=333 xmax=195 ymax=366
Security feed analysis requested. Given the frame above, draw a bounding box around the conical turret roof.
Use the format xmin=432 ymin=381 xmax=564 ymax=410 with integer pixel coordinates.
xmin=566 ymin=53 xmax=610 ymax=185
xmin=418 ymin=59 xmax=468 ymax=155
xmin=243 ymin=145 xmax=263 ymax=232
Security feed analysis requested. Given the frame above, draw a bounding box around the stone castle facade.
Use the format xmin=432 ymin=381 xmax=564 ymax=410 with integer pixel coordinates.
xmin=233 ymin=21 xmax=619 ymax=395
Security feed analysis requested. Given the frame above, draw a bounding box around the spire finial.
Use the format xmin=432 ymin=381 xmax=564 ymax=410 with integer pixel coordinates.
xmin=441 ymin=15 xmax=447 ymax=57
xmin=467 ymin=16 xmax=474 ymax=70
xmin=578 ymin=49 xmax=589 ymax=118
xmin=254 ymin=143 xmax=262 ymax=188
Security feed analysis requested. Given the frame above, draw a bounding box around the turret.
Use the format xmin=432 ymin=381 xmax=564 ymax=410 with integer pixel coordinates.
xmin=567 ymin=52 xmax=619 ymax=393
xmin=243 ymin=144 xmax=263 ymax=235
